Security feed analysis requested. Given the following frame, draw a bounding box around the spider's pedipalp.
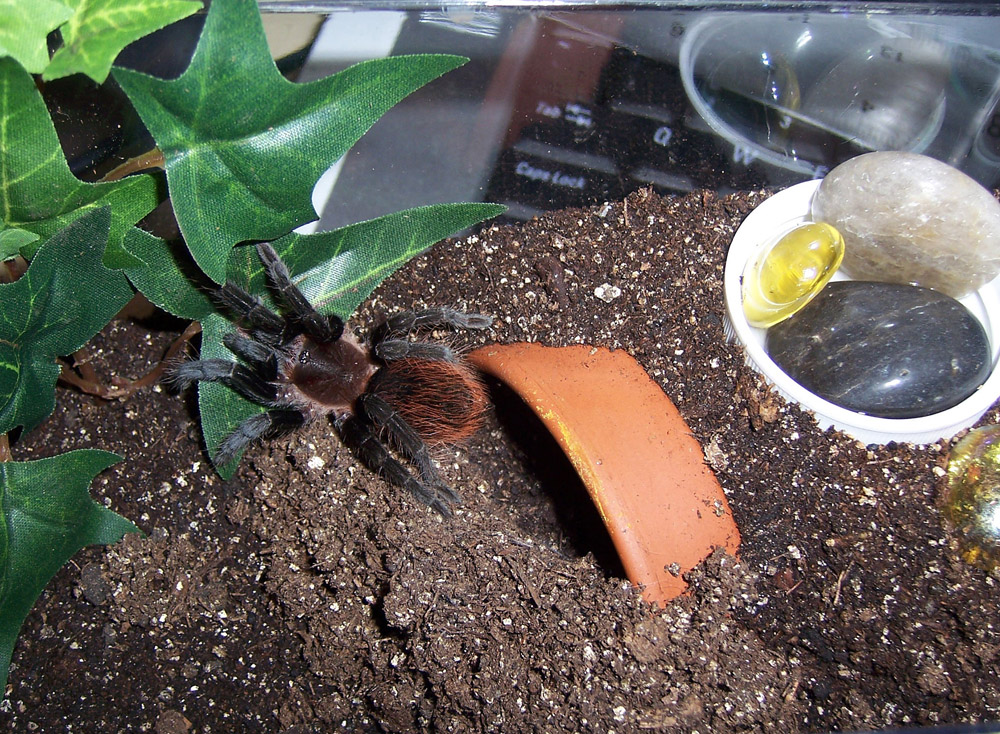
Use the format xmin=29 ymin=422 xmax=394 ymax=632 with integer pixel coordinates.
xmin=374 ymin=339 xmax=458 ymax=363
xmin=376 ymin=307 xmax=494 ymax=340
xmin=171 ymin=358 xmax=279 ymax=405
xmin=256 ymin=242 xmax=343 ymax=344
xmin=216 ymin=408 xmax=306 ymax=465
xmin=340 ymin=416 xmax=459 ymax=516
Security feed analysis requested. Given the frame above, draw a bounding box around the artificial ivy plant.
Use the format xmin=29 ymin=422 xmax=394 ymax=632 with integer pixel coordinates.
xmin=0 ymin=0 xmax=503 ymax=697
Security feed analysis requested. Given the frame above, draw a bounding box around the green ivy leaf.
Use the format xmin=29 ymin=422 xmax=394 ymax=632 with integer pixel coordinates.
xmin=121 ymin=227 xmax=214 ymax=321
xmin=0 ymin=0 xmax=73 ymax=74
xmin=198 ymin=202 xmax=504 ymax=475
xmin=0 ymin=57 xmax=160 ymax=264
xmin=112 ymin=0 xmax=467 ymax=284
xmin=231 ymin=203 xmax=508 ymax=319
xmin=0 ymin=230 xmax=39 ymax=261
xmin=0 ymin=450 xmax=139 ymax=697
xmin=198 ymin=311 xmax=256 ymax=478
xmin=44 ymin=0 xmax=203 ymax=83
xmin=0 ymin=207 xmax=132 ymax=436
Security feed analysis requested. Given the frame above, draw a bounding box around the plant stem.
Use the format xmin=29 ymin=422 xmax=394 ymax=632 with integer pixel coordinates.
xmin=0 ymin=434 xmax=9 ymax=462
xmin=58 ymin=320 xmax=202 ymax=399
xmin=100 ymin=149 xmax=165 ymax=182
xmin=0 ymin=255 xmax=28 ymax=284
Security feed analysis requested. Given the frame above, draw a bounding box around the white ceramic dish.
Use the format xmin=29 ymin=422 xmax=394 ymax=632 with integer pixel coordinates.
xmin=724 ymin=179 xmax=1000 ymax=445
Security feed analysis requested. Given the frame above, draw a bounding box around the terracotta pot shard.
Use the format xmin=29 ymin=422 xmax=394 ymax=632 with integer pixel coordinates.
xmin=469 ymin=342 xmax=741 ymax=605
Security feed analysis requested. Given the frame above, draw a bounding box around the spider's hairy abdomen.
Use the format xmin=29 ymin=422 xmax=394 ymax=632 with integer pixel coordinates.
xmin=288 ymin=330 xmax=377 ymax=414
xmin=369 ymin=358 xmax=488 ymax=445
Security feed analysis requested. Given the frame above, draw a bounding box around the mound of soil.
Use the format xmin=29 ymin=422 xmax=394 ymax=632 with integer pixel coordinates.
xmin=2 ymin=188 xmax=997 ymax=733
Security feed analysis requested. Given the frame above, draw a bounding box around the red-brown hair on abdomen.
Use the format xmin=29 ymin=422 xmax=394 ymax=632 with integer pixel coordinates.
xmin=369 ymin=358 xmax=488 ymax=445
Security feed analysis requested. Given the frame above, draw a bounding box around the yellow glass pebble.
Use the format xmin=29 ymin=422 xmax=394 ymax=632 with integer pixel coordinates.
xmin=742 ymin=222 xmax=845 ymax=328
xmin=944 ymin=425 xmax=1000 ymax=572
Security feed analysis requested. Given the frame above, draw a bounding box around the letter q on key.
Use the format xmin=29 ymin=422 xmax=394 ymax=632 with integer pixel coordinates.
xmin=653 ymin=126 xmax=673 ymax=147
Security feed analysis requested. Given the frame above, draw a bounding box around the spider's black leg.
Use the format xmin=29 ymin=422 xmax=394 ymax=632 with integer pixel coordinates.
xmin=376 ymin=307 xmax=493 ymax=341
xmin=216 ymin=283 xmax=288 ymax=345
xmin=255 ymin=242 xmax=344 ymax=344
xmin=340 ymin=417 xmax=457 ymax=516
xmin=374 ymin=339 xmax=459 ymax=363
xmin=223 ymin=332 xmax=280 ymax=380
xmin=357 ymin=393 xmax=460 ymax=504
xmin=171 ymin=359 xmax=279 ymax=405
xmin=216 ymin=409 xmax=306 ymax=465
xmin=372 ymin=307 xmax=494 ymax=362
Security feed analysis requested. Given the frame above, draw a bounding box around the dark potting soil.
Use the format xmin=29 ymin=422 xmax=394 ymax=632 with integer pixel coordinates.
xmin=1 ymin=188 xmax=998 ymax=733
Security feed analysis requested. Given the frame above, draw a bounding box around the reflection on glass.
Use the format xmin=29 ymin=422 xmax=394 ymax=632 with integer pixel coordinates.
xmin=680 ymin=16 xmax=963 ymax=176
xmin=945 ymin=425 xmax=1000 ymax=572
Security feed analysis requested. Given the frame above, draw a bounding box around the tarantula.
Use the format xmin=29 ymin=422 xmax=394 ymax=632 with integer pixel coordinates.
xmin=173 ymin=242 xmax=491 ymax=515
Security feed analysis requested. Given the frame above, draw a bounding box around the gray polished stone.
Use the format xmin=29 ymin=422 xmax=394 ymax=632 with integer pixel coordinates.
xmin=812 ymin=152 xmax=1000 ymax=299
xmin=765 ymin=281 xmax=992 ymax=418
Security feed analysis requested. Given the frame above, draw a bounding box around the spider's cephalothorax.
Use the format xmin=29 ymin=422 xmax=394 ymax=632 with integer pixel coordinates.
xmin=172 ymin=242 xmax=492 ymax=515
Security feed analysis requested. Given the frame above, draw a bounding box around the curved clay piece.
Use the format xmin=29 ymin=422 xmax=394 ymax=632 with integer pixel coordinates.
xmin=468 ymin=342 xmax=741 ymax=605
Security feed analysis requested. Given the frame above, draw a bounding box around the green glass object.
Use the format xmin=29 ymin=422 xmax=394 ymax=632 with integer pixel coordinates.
xmin=944 ymin=425 xmax=1000 ymax=572
xmin=742 ymin=222 xmax=845 ymax=328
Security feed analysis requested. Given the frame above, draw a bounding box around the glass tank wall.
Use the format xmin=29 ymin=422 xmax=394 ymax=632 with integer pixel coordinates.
xmin=136 ymin=3 xmax=1000 ymax=228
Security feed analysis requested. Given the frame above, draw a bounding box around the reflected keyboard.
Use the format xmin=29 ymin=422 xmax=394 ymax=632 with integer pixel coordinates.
xmin=485 ymin=47 xmax=809 ymax=219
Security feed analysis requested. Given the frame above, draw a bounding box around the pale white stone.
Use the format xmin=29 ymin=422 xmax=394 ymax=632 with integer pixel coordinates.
xmin=812 ymin=152 xmax=1000 ymax=298
xmin=594 ymin=283 xmax=621 ymax=302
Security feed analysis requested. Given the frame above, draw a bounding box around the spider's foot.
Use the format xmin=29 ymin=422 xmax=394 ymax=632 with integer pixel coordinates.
xmin=408 ymin=476 xmax=461 ymax=517
xmin=454 ymin=312 xmax=493 ymax=330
